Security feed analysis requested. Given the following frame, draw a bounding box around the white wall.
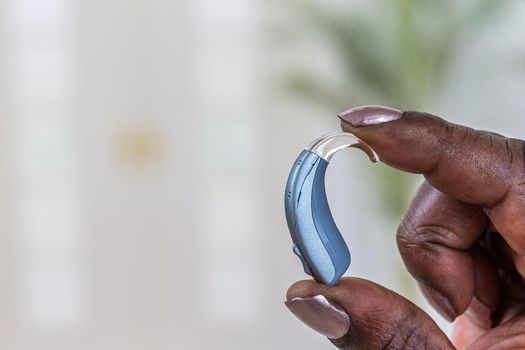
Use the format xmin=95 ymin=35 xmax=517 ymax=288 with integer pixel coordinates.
xmin=1 ymin=0 xmax=525 ymax=349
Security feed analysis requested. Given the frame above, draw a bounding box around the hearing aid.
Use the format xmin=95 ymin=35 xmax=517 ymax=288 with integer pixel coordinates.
xmin=284 ymin=132 xmax=379 ymax=285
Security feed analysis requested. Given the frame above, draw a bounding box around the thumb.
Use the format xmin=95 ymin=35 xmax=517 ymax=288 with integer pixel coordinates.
xmin=286 ymin=278 xmax=454 ymax=350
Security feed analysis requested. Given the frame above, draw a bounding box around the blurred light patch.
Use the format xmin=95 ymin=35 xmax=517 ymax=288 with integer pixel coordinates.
xmin=113 ymin=126 xmax=166 ymax=171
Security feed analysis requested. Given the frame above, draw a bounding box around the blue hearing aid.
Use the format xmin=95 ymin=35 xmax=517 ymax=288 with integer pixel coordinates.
xmin=284 ymin=132 xmax=379 ymax=285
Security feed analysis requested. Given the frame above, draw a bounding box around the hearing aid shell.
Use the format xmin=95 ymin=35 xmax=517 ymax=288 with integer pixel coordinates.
xmin=285 ymin=132 xmax=378 ymax=285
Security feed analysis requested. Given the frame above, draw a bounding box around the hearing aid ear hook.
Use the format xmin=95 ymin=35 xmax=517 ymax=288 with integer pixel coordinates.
xmin=307 ymin=131 xmax=379 ymax=163
xmin=284 ymin=132 xmax=379 ymax=285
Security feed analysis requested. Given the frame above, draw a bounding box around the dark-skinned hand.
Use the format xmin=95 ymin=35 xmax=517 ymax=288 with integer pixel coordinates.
xmin=286 ymin=106 xmax=525 ymax=349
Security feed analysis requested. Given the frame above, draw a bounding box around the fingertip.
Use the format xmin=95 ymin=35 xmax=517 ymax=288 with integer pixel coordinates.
xmin=286 ymin=279 xmax=323 ymax=301
xmin=340 ymin=109 xmax=445 ymax=174
xmin=285 ymin=294 xmax=351 ymax=340
xmin=340 ymin=106 xmax=513 ymax=208
xmin=418 ymin=283 xmax=458 ymax=322
xmin=286 ymin=277 xmax=454 ymax=349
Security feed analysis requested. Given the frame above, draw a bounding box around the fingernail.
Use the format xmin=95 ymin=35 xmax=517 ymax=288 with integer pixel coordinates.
xmin=419 ymin=283 xmax=457 ymax=322
xmin=285 ymin=295 xmax=350 ymax=339
xmin=465 ymin=296 xmax=492 ymax=329
xmin=338 ymin=105 xmax=403 ymax=127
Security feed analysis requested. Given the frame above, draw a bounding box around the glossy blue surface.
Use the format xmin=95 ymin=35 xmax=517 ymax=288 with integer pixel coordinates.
xmin=285 ymin=150 xmax=350 ymax=285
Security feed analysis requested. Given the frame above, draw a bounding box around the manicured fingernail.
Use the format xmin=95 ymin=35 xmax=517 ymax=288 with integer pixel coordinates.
xmin=465 ymin=296 xmax=492 ymax=329
xmin=285 ymin=295 xmax=350 ymax=339
xmin=338 ymin=105 xmax=403 ymax=127
xmin=419 ymin=283 xmax=457 ymax=322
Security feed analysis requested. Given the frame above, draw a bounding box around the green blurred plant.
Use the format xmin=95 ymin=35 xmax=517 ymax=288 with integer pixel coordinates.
xmin=286 ymin=0 xmax=506 ymax=218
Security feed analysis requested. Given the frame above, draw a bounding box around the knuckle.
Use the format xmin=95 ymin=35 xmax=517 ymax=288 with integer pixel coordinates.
xmin=330 ymin=320 xmax=437 ymax=350
xmin=396 ymin=215 xmax=417 ymax=242
xmin=511 ymin=139 xmax=525 ymax=183
xmin=397 ymin=216 xmax=455 ymax=249
xmin=396 ymin=216 xmax=422 ymax=256
xmin=384 ymin=325 xmax=424 ymax=350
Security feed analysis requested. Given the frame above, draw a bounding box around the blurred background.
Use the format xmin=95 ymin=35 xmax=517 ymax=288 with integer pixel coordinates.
xmin=1 ymin=0 xmax=525 ymax=348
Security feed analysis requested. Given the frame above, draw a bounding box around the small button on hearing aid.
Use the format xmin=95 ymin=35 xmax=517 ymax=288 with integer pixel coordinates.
xmin=284 ymin=132 xmax=378 ymax=285
xmin=292 ymin=244 xmax=313 ymax=276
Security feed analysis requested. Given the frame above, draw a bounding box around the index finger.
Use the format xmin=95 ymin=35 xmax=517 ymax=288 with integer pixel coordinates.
xmin=339 ymin=106 xmax=525 ymax=260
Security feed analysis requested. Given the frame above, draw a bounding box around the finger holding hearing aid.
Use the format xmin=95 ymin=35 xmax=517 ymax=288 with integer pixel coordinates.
xmin=286 ymin=105 xmax=525 ymax=349
xmin=287 ymin=278 xmax=454 ymax=349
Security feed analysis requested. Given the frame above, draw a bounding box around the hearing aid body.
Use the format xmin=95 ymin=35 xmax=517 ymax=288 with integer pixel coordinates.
xmin=285 ymin=132 xmax=378 ymax=285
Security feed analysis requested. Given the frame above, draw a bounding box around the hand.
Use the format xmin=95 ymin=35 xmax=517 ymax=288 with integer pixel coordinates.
xmin=286 ymin=106 xmax=525 ymax=349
